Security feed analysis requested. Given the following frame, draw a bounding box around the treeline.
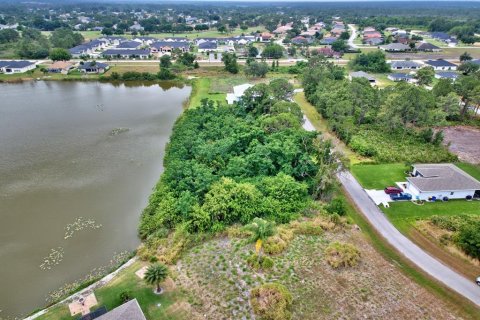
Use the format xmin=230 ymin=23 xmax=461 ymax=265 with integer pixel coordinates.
xmin=303 ymin=56 xmax=480 ymax=163
xmin=139 ymin=80 xmax=341 ymax=238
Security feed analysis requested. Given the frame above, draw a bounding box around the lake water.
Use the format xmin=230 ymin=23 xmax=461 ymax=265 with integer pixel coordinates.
xmin=0 ymin=81 xmax=190 ymax=317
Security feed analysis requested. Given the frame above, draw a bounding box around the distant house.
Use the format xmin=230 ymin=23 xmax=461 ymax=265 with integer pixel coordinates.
xmin=349 ymin=71 xmax=376 ymax=84
xmin=273 ymin=24 xmax=293 ymax=34
xmin=381 ymin=43 xmax=410 ymax=52
xmin=115 ymin=40 xmax=143 ymax=50
xmin=404 ymin=164 xmax=480 ymax=201
xmin=416 ymin=42 xmax=441 ymax=52
xmin=77 ymin=61 xmax=109 ymax=74
xmin=320 ymin=37 xmax=337 ymax=45
xmin=0 ymin=60 xmax=36 ymax=74
xmin=47 ymin=61 xmax=74 ymax=74
xmin=388 ymin=73 xmax=416 ymax=83
xmin=102 ymin=49 xmax=150 ymax=59
xmin=390 ymin=60 xmax=422 ymax=70
xmin=291 ymin=36 xmax=310 ymax=45
xmin=198 ymin=41 xmax=218 ymax=52
xmin=363 ymin=31 xmax=382 ymax=39
xmin=315 ymin=47 xmax=341 ymax=58
xmin=425 ymin=59 xmax=457 ymax=71
xmin=471 ymin=59 xmax=480 ymax=65
xmin=226 ymin=83 xmax=254 ymax=105
xmin=82 ymin=299 xmax=146 ymax=320
xmin=434 ymin=71 xmax=459 ymax=81
xmin=365 ymin=37 xmax=383 ymax=46
xmin=150 ymin=41 xmax=190 ymax=55
xmin=129 ymin=22 xmax=144 ymax=32
xmin=256 ymin=32 xmax=273 ymax=42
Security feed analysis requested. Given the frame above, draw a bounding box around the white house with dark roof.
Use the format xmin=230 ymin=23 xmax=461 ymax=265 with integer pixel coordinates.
xmin=434 ymin=71 xmax=459 ymax=81
xmin=381 ymin=43 xmax=410 ymax=52
xmin=404 ymin=164 xmax=480 ymax=200
xmin=416 ymin=42 xmax=441 ymax=52
xmin=0 ymin=60 xmax=36 ymax=74
xmin=84 ymin=299 xmax=146 ymax=320
xmin=390 ymin=60 xmax=422 ymax=70
xmin=425 ymin=59 xmax=457 ymax=71
xmin=349 ymin=71 xmax=376 ymax=84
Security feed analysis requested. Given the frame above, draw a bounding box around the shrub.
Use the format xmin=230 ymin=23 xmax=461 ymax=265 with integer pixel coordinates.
xmin=325 ymin=198 xmax=347 ymax=216
xmin=293 ymin=221 xmax=324 ymax=236
xmin=119 ymin=291 xmax=132 ymax=303
xmin=325 ymin=241 xmax=361 ymax=268
xmin=263 ymin=227 xmax=294 ymax=255
xmin=250 ymin=283 xmax=293 ymax=320
xmin=455 ymin=221 xmax=480 ymax=259
xmin=246 ymin=253 xmax=274 ymax=271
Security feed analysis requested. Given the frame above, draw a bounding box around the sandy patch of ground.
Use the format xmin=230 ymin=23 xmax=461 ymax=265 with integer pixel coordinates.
xmin=441 ymin=126 xmax=480 ymax=164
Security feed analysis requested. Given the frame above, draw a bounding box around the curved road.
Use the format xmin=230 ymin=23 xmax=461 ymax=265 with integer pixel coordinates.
xmin=347 ymin=24 xmax=359 ymax=49
xmin=337 ymin=170 xmax=480 ymax=307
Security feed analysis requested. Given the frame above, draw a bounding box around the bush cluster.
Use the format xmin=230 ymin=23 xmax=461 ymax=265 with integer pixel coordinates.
xmin=250 ymin=283 xmax=293 ymax=320
xmin=325 ymin=241 xmax=361 ymax=268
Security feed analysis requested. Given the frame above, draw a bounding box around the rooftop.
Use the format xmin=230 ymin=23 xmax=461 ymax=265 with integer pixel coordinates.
xmin=95 ymin=299 xmax=146 ymax=320
xmin=425 ymin=59 xmax=457 ymax=67
xmin=408 ymin=163 xmax=480 ymax=192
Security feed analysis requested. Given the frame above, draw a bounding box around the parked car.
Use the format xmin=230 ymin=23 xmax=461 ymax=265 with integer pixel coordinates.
xmin=384 ymin=186 xmax=403 ymax=194
xmin=476 ymin=276 xmax=480 ymax=286
xmin=390 ymin=193 xmax=412 ymax=201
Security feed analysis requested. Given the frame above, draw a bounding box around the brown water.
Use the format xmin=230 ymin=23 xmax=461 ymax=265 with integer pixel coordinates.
xmin=0 ymin=81 xmax=190 ymax=318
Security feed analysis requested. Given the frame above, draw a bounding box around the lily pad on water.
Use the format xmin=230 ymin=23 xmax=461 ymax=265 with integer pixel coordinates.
xmin=109 ymin=128 xmax=130 ymax=136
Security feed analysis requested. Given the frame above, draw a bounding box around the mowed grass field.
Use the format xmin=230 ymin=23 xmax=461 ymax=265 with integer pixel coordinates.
xmin=350 ymin=163 xmax=409 ymax=189
xmin=36 ymin=261 xmax=189 ymax=320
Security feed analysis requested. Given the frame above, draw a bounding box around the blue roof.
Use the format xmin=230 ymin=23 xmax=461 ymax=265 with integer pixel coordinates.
xmin=199 ymin=41 xmax=217 ymax=49
xmin=389 ymin=73 xmax=414 ymax=79
xmin=425 ymin=59 xmax=457 ymax=67
xmin=0 ymin=60 xmax=35 ymax=68
xmin=430 ymin=32 xmax=450 ymax=40
xmin=471 ymin=59 xmax=480 ymax=65
xmin=151 ymin=41 xmax=190 ymax=49
xmin=102 ymin=49 xmax=150 ymax=56
xmin=78 ymin=61 xmax=109 ymax=69
xmin=321 ymin=37 xmax=337 ymax=44
xmin=116 ymin=41 xmax=142 ymax=49
xmin=435 ymin=71 xmax=458 ymax=79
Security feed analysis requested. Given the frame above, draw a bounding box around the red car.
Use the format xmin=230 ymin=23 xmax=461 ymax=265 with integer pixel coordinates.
xmin=384 ymin=186 xmax=402 ymax=194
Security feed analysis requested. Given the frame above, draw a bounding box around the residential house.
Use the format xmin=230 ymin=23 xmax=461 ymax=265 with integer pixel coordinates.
xmin=434 ymin=71 xmax=459 ymax=81
xmin=381 ymin=43 xmax=410 ymax=52
xmin=403 ymin=164 xmax=480 ymax=201
xmin=47 ymin=61 xmax=74 ymax=74
xmin=363 ymin=27 xmax=376 ymax=33
xmin=291 ymin=36 xmax=311 ymax=45
xmin=150 ymin=41 xmax=190 ymax=55
xmin=226 ymin=83 xmax=254 ymax=105
xmin=471 ymin=59 xmax=480 ymax=65
xmin=0 ymin=60 xmax=36 ymax=74
xmin=349 ymin=71 xmax=376 ymax=84
xmin=363 ymin=31 xmax=382 ymax=39
xmin=273 ymin=23 xmax=293 ymax=34
xmin=387 ymin=73 xmax=416 ymax=83
xmin=425 ymin=59 xmax=457 ymax=71
xmin=129 ymin=22 xmax=144 ymax=32
xmin=315 ymin=47 xmax=341 ymax=58
xmin=81 ymin=299 xmax=146 ymax=320
xmin=256 ymin=32 xmax=273 ymax=42
xmin=390 ymin=60 xmax=422 ymax=70
xmin=102 ymin=49 xmax=150 ymax=59
xmin=416 ymin=42 xmax=441 ymax=52
xmin=198 ymin=41 xmax=218 ymax=53
xmin=77 ymin=61 xmax=109 ymax=74
xmin=365 ymin=37 xmax=383 ymax=46
xmin=430 ymin=32 xmax=457 ymax=46
xmin=320 ymin=37 xmax=337 ymax=45
xmin=115 ymin=40 xmax=143 ymax=50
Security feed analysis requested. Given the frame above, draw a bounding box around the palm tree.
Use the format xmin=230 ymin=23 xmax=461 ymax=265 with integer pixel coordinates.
xmin=245 ymin=218 xmax=275 ymax=257
xmin=144 ymin=263 xmax=169 ymax=294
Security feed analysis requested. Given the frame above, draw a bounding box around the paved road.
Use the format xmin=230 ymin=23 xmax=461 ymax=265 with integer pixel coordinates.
xmin=337 ymin=170 xmax=480 ymax=307
xmin=347 ymin=24 xmax=359 ymax=49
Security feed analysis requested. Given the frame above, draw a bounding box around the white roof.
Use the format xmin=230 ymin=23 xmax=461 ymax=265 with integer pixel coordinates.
xmin=233 ymin=83 xmax=254 ymax=98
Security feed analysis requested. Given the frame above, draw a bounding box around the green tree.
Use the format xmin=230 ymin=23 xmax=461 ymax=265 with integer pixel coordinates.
xmin=245 ymin=218 xmax=276 ymax=257
xmin=222 ymin=52 xmax=239 ymax=74
xmin=50 ymin=28 xmax=84 ymax=49
xmin=458 ymin=61 xmax=480 ymax=75
xmin=248 ymin=45 xmax=259 ymax=57
xmin=415 ymin=66 xmax=435 ymax=86
xmin=0 ymin=29 xmax=19 ymax=43
xmin=144 ymin=263 xmax=169 ymax=294
xmin=433 ymin=78 xmax=455 ymax=97
xmin=261 ymin=43 xmax=284 ymax=59
xmin=460 ymin=52 xmax=472 ymax=62
xmin=331 ymin=39 xmax=348 ymax=52
xmin=269 ymin=78 xmax=294 ymax=101
xmin=160 ymin=55 xmax=172 ymax=69
xmin=348 ymin=51 xmax=390 ymax=73
xmin=49 ymin=48 xmax=72 ymax=61
xmin=339 ymin=31 xmax=350 ymax=40
xmin=244 ymin=61 xmax=269 ymax=78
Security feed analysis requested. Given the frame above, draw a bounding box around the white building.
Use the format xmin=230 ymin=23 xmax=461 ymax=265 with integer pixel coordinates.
xmin=226 ymin=83 xmax=254 ymax=105
xmin=0 ymin=60 xmax=36 ymax=74
xmin=404 ymin=164 xmax=480 ymax=201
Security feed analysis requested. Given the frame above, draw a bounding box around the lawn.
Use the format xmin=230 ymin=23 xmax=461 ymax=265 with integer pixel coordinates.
xmin=381 ymin=200 xmax=480 ymax=233
xmin=187 ymin=77 xmax=225 ymax=108
xmin=455 ymin=163 xmax=480 ymax=181
xmin=36 ymin=261 xmax=190 ymax=320
xmin=350 ymin=163 xmax=409 ymax=189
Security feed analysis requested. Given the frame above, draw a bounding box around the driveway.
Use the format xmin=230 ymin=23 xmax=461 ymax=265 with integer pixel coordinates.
xmin=337 ymin=170 xmax=480 ymax=307
xmin=347 ymin=24 xmax=359 ymax=49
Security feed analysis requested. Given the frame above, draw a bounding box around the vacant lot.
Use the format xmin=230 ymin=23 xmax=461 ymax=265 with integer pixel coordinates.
xmin=441 ymin=126 xmax=480 ymax=164
xmin=175 ymin=221 xmax=466 ymax=319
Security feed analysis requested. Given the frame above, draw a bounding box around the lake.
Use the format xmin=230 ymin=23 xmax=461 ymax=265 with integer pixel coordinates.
xmin=0 ymin=81 xmax=190 ymax=317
